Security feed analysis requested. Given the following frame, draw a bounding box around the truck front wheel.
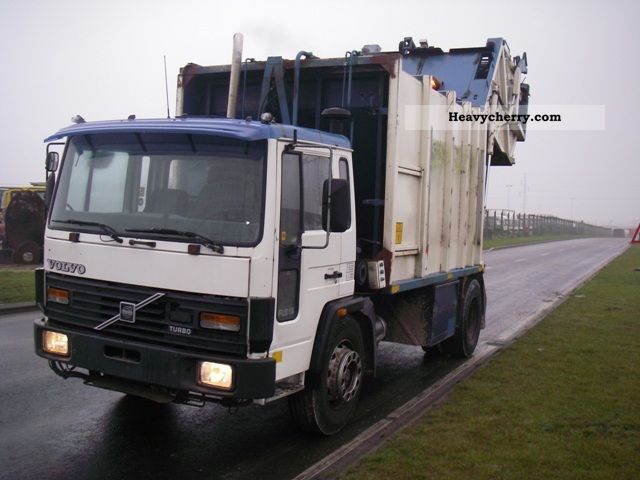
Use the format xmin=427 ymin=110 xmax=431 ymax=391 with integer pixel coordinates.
xmin=289 ymin=316 xmax=365 ymax=435
xmin=441 ymin=279 xmax=483 ymax=358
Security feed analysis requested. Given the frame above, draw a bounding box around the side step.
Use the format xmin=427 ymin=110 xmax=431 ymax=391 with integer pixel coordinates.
xmin=254 ymin=374 xmax=305 ymax=405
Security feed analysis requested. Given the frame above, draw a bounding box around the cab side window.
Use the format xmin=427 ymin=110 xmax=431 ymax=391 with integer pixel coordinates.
xmin=301 ymin=154 xmax=331 ymax=231
xmin=280 ymin=152 xmax=331 ymax=242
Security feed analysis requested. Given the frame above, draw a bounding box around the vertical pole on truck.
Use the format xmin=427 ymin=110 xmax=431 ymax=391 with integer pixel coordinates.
xmin=241 ymin=57 xmax=255 ymax=119
xmin=164 ymin=55 xmax=170 ymax=119
xmin=227 ymin=33 xmax=244 ymax=119
xmin=293 ymin=51 xmax=315 ymax=126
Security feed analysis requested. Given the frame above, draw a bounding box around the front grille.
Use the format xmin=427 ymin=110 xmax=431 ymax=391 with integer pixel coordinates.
xmin=45 ymin=273 xmax=247 ymax=356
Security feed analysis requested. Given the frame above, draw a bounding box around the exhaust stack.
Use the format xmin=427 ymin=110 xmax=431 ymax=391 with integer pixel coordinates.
xmin=226 ymin=33 xmax=244 ymax=119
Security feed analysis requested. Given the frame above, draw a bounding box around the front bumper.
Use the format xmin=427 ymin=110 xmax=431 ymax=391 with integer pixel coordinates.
xmin=34 ymin=318 xmax=276 ymax=400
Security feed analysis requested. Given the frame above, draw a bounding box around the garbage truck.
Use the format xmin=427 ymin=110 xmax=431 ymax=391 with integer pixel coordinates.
xmin=34 ymin=34 xmax=529 ymax=434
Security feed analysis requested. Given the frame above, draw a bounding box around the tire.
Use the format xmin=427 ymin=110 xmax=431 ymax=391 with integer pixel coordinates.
xmin=441 ymin=279 xmax=483 ymax=358
xmin=289 ymin=316 xmax=365 ymax=435
xmin=13 ymin=241 xmax=41 ymax=265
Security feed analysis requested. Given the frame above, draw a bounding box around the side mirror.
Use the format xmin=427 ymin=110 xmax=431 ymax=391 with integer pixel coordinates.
xmin=322 ymin=178 xmax=351 ymax=233
xmin=46 ymin=151 xmax=59 ymax=172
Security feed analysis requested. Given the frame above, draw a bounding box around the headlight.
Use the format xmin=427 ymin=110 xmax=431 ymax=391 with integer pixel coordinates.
xmin=42 ymin=331 xmax=69 ymax=356
xmin=47 ymin=287 xmax=69 ymax=305
xmin=199 ymin=312 xmax=240 ymax=332
xmin=198 ymin=361 xmax=233 ymax=390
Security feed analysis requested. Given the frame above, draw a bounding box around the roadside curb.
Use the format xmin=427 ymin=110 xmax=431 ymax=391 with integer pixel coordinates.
xmin=293 ymin=244 xmax=629 ymax=480
xmin=0 ymin=302 xmax=37 ymax=315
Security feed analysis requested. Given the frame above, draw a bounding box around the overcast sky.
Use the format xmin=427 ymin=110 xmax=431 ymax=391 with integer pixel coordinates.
xmin=1 ymin=0 xmax=638 ymax=227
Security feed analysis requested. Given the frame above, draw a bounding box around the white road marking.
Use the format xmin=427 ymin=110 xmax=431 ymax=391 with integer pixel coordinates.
xmin=515 ymin=258 xmax=526 ymax=263
xmin=540 ymin=253 xmax=550 ymax=256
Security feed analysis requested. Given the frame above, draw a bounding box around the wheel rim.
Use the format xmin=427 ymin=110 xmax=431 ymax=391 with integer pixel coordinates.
xmin=327 ymin=342 xmax=363 ymax=405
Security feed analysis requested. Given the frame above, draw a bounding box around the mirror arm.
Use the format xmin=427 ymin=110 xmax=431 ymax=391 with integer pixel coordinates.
xmin=283 ymin=142 xmax=334 ymax=161
xmin=46 ymin=142 xmax=65 ymax=155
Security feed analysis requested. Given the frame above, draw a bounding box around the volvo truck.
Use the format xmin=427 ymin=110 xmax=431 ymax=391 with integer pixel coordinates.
xmin=34 ymin=35 xmax=529 ymax=434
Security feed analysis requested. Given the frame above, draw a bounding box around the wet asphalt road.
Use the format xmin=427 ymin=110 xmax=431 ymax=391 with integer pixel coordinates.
xmin=0 ymin=238 xmax=628 ymax=480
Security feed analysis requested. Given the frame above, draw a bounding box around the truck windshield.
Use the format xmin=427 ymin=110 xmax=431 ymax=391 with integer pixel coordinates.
xmin=49 ymin=133 xmax=266 ymax=247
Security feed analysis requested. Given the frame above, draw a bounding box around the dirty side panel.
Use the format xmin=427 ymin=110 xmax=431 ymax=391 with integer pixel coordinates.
xmin=384 ymin=66 xmax=487 ymax=285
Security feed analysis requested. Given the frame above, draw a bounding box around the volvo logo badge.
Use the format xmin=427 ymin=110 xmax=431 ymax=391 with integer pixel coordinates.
xmin=94 ymin=292 xmax=165 ymax=331
xmin=120 ymin=302 xmax=136 ymax=323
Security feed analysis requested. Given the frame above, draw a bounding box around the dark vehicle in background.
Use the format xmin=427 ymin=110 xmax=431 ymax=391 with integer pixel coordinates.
xmin=0 ymin=190 xmax=46 ymax=264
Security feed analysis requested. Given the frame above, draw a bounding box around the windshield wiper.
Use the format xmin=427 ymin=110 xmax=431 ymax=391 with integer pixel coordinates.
xmin=51 ymin=219 xmax=124 ymax=243
xmin=125 ymin=228 xmax=224 ymax=254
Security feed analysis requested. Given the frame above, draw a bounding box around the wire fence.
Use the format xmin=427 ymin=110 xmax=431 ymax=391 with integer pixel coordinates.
xmin=483 ymin=209 xmax=613 ymax=239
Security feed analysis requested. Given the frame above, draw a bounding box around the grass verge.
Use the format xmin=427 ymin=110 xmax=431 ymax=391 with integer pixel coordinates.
xmin=0 ymin=269 xmax=35 ymax=304
xmin=484 ymin=234 xmax=598 ymax=250
xmin=343 ymin=245 xmax=640 ymax=480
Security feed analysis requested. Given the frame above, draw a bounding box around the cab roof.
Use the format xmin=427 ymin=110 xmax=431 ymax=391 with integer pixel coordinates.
xmin=44 ymin=117 xmax=351 ymax=148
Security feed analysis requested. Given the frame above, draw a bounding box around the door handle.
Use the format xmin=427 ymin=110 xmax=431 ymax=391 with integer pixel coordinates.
xmin=324 ymin=271 xmax=343 ymax=280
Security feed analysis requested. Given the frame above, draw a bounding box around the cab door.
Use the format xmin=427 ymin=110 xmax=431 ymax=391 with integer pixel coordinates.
xmin=271 ymin=145 xmax=346 ymax=379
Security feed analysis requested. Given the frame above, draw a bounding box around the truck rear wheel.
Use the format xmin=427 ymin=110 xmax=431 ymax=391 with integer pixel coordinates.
xmin=441 ymin=279 xmax=483 ymax=358
xmin=289 ymin=316 xmax=364 ymax=435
